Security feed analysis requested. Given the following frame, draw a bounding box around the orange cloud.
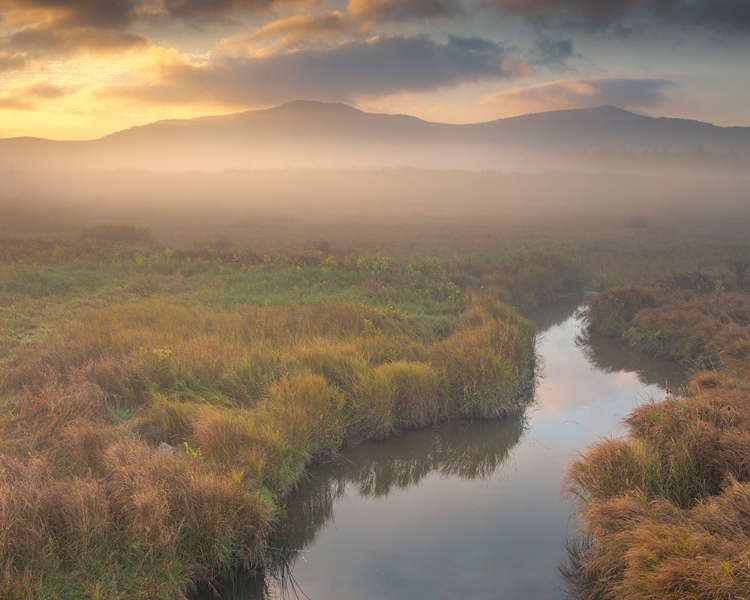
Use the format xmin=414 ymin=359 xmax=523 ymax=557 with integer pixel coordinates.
xmin=9 ymin=24 xmax=147 ymax=54
xmin=479 ymin=78 xmax=676 ymax=116
xmin=348 ymin=0 xmax=463 ymax=21
xmin=0 ymin=79 xmax=73 ymax=111
xmin=225 ymin=11 xmax=354 ymax=51
xmin=0 ymin=51 xmax=29 ymax=70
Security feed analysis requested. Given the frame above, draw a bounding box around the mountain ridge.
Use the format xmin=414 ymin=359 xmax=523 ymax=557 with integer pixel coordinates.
xmin=1 ymin=101 xmax=748 ymax=171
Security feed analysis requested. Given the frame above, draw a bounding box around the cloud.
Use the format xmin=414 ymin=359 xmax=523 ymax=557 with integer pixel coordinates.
xmin=102 ymin=35 xmax=531 ymax=107
xmin=23 ymin=81 xmax=71 ymax=98
xmin=481 ymin=0 xmax=750 ymax=32
xmin=694 ymin=0 xmax=750 ymax=32
xmin=0 ymin=97 xmax=31 ymax=109
xmin=481 ymin=0 xmax=646 ymax=24
xmin=0 ymin=51 xmax=28 ymax=70
xmin=0 ymin=80 xmax=72 ymax=110
xmin=231 ymin=10 xmax=353 ymax=49
xmin=1 ymin=2 xmax=147 ymax=56
xmin=3 ymin=0 xmax=319 ymax=25
xmin=236 ymin=1 xmax=469 ymax=51
xmin=479 ymin=78 xmax=676 ymax=114
xmin=348 ymin=0 xmax=464 ymax=22
xmin=9 ymin=24 xmax=148 ymax=54
xmin=133 ymin=0 xmax=321 ymax=23
xmin=531 ymin=35 xmax=574 ymax=67
xmin=4 ymin=0 xmax=137 ymax=29
xmin=0 ymin=0 xmax=320 ymax=58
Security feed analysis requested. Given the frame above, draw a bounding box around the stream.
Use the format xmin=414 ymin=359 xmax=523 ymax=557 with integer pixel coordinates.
xmin=208 ymin=300 xmax=687 ymax=599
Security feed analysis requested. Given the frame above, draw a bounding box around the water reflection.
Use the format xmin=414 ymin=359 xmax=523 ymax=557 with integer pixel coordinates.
xmin=202 ymin=302 xmax=685 ymax=600
xmin=575 ymin=327 xmax=687 ymax=392
xmin=530 ymin=299 xmax=584 ymax=332
xmin=205 ymin=419 xmax=526 ymax=600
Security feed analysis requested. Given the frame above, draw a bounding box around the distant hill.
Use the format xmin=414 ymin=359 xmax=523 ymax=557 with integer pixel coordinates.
xmin=1 ymin=101 xmax=749 ymax=171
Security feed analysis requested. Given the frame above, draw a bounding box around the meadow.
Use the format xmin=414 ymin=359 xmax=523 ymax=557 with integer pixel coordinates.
xmin=0 ymin=223 xmax=594 ymax=599
xmin=2 ymin=168 xmax=749 ymax=599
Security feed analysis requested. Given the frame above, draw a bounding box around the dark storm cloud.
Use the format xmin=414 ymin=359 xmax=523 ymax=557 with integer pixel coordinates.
xmin=103 ymin=34 xmax=529 ymax=106
xmin=694 ymin=0 xmax=750 ymax=31
xmin=482 ymin=0 xmax=750 ymax=32
xmin=348 ymin=0 xmax=464 ymax=21
xmin=482 ymin=0 xmax=644 ymax=24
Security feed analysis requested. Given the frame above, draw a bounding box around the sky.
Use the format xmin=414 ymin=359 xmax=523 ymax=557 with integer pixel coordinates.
xmin=1 ymin=0 xmax=749 ymax=139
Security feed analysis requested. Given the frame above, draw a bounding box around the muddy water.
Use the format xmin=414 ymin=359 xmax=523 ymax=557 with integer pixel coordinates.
xmin=211 ymin=301 xmax=686 ymax=600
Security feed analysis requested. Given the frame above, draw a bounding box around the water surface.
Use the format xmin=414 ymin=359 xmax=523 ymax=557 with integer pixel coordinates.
xmin=211 ymin=301 xmax=686 ymax=600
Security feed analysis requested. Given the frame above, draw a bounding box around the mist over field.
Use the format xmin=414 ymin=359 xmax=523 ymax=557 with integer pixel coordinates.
xmin=0 ymin=167 xmax=747 ymax=251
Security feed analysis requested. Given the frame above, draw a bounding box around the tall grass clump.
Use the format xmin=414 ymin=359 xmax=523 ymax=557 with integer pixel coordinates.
xmin=581 ymin=285 xmax=656 ymax=336
xmin=354 ymin=361 xmax=449 ymax=438
xmin=432 ymin=302 xmax=536 ymax=418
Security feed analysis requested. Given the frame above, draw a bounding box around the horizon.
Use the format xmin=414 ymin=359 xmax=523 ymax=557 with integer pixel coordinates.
xmin=1 ymin=100 xmax=744 ymax=143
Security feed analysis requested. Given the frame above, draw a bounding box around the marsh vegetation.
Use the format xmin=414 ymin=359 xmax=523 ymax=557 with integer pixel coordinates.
xmin=565 ymin=271 xmax=750 ymax=600
xmin=1 ymin=170 xmax=749 ymax=599
xmin=0 ymin=226 xmax=589 ymax=598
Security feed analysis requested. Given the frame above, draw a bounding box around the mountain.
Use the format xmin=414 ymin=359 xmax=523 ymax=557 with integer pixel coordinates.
xmin=1 ymin=101 xmax=748 ymax=171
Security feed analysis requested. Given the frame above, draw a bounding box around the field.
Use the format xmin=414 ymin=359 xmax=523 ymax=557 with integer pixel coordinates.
xmin=1 ymin=169 xmax=749 ymax=599
xmin=0 ymin=220 xmax=597 ymax=598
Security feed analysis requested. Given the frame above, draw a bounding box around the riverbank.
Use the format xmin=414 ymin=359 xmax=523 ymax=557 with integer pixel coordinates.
xmin=214 ymin=300 xmax=683 ymax=600
xmin=0 ymin=233 xmax=584 ymax=599
xmin=566 ymin=276 xmax=750 ymax=599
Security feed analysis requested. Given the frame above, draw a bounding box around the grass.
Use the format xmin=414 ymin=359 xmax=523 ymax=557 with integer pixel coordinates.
xmin=0 ymin=234 xmax=578 ymax=599
xmin=3 ymin=208 xmax=749 ymax=599
xmin=566 ymin=267 xmax=750 ymax=599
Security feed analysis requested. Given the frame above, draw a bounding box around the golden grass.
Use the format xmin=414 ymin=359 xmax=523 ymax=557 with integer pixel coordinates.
xmin=0 ymin=251 xmax=548 ymax=598
xmin=568 ymin=275 xmax=750 ymax=599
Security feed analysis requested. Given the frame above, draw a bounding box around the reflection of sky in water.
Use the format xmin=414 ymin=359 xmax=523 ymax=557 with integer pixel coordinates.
xmin=219 ymin=303 xmax=685 ymax=600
